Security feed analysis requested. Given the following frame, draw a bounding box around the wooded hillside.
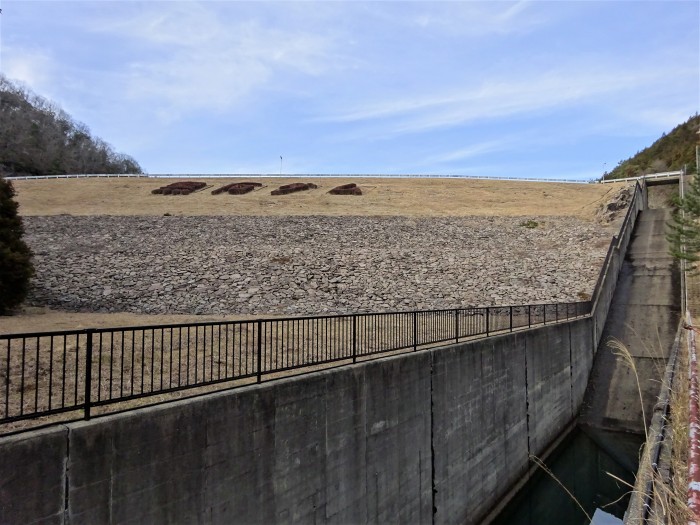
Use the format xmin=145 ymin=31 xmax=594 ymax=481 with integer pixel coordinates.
xmin=604 ymin=114 xmax=700 ymax=180
xmin=0 ymin=75 xmax=143 ymax=176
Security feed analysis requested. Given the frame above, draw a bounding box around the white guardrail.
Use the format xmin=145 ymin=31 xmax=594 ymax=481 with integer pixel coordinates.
xmin=4 ymin=173 xmax=148 ymax=180
xmin=141 ymin=173 xmax=593 ymax=183
xmin=4 ymin=173 xmax=592 ymax=183
xmin=599 ymin=170 xmax=684 ymax=184
xmin=4 ymin=170 xmax=683 ymax=184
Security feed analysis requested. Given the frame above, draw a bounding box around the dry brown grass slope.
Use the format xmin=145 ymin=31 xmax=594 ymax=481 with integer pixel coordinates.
xmin=11 ymin=176 xmax=625 ymax=218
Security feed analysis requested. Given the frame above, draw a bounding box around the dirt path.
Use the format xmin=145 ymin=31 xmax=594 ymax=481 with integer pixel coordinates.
xmin=0 ymin=307 xmax=264 ymax=334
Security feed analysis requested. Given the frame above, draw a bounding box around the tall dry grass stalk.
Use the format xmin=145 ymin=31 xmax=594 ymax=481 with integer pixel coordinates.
xmin=609 ymin=338 xmax=649 ymax=443
xmin=529 ymin=453 xmax=592 ymax=522
xmin=647 ymin=330 xmax=697 ymax=524
xmin=608 ymin=335 xmax=698 ymax=524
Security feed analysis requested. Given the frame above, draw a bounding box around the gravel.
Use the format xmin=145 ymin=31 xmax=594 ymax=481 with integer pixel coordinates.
xmin=24 ymin=215 xmax=612 ymax=316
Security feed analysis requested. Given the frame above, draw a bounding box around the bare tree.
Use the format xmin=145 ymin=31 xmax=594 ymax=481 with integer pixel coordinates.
xmin=0 ymin=74 xmax=144 ymax=176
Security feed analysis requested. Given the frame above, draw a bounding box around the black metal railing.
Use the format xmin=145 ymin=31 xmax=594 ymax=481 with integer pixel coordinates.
xmin=0 ymin=302 xmax=590 ymax=428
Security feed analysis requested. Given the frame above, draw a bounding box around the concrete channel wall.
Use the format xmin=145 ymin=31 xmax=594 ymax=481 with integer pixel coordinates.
xmin=0 ymin=318 xmax=594 ymax=525
xmin=591 ymin=182 xmax=647 ymax=346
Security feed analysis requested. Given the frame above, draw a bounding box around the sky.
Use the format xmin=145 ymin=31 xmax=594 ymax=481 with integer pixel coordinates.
xmin=1 ymin=1 xmax=698 ymax=179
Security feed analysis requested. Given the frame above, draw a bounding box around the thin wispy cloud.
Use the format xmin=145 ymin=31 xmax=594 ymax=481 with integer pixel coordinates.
xmin=88 ymin=4 xmax=341 ymax=118
xmin=1 ymin=45 xmax=55 ymax=94
xmin=409 ymin=0 xmax=546 ymax=36
xmin=428 ymin=140 xmax=512 ymax=164
xmin=317 ymin=66 xmax=692 ymax=134
xmin=1 ymin=1 xmax=697 ymax=177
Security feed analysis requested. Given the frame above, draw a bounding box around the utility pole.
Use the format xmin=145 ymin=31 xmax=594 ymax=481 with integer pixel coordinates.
xmin=280 ymin=156 xmax=283 ymax=176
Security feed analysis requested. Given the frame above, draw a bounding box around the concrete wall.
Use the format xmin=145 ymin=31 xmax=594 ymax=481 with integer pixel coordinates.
xmin=0 ymin=426 xmax=67 ymax=524
xmin=431 ymin=333 xmax=529 ymax=523
xmin=591 ymin=182 xmax=647 ymax=345
xmin=0 ymin=317 xmax=594 ymax=525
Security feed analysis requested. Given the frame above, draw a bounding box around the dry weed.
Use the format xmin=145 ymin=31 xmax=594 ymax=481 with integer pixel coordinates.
xmin=609 ymin=334 xmax=697 ymax=524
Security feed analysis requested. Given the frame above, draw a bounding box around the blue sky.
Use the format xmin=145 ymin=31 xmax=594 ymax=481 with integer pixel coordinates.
xmin=1 ymin=1 xmax=698 ymax=178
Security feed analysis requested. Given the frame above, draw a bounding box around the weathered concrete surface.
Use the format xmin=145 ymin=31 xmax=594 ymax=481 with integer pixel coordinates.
xmin=0 ymin=319 xmax=593 ymax=525
xmin=432 ymin=320 xmax=593 ymax=524
xmin=581 ymin=201 xmax=681 ymax=434
xmin=65 ymin=356 xmax=434 ymax=524
xmin=571 ymin=319 xmax=596 ymax=412
xmin=0 ymin=425 xmax=67 ymax=524
xmin=431 ymin=334 xmax=530 ymax=523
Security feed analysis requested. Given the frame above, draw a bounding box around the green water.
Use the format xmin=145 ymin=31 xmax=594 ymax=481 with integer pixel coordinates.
xmin=491 ymin=428 xmax=642 ymax=525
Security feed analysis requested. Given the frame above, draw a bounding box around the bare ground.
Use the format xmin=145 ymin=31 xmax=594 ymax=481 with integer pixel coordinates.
xmin=0 ymin=307 xmax=263 ymax=335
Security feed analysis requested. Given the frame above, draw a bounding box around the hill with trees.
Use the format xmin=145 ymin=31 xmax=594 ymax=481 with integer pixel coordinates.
xmin=0 ymin=75 xmax=143 ymax=176
xmin=603 ymin=114 xmax=700 ymax=180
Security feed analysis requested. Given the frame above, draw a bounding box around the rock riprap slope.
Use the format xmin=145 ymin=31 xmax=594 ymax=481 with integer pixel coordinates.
xmin=24 ymin=215 xmax=611 ymax=316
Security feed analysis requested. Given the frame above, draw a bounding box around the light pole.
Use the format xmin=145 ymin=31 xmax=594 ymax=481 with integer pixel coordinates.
xmin=280 ymin=156 xmax=283 ymax=176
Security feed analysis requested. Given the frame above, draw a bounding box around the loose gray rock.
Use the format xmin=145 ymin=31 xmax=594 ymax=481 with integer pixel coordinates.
xmin=24 ymin=215 xmax=613 ymax=316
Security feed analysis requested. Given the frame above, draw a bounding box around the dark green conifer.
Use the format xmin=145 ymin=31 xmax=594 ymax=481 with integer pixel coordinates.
xmin=668 ymin=173 xmax=700 ymax=269
xmin=0 ymin=176 xmax=34 ymax=314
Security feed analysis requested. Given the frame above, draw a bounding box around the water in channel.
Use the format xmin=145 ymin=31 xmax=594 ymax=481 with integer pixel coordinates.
xmin=491 ymin=427 xmax=643 ymax=525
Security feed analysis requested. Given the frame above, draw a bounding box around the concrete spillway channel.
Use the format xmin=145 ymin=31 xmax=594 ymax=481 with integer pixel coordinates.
xmin=494 ymin=183 xmax=682 ymax=524
xmin=581 ymin=203 xmax=680 ymax=435
xmin=580 ymin=202 xmax=681 ymax=436
xmin=580 ymin=184 xmax=682 ymax=524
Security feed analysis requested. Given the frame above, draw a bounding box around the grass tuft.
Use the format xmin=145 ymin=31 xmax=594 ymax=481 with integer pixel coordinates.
xmin=519 ymin=219 xmax=539 ymax=228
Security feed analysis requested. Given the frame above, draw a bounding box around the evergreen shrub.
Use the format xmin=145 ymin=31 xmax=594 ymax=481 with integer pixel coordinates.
xmin=0 ymin=177 xmax=34 ymax=314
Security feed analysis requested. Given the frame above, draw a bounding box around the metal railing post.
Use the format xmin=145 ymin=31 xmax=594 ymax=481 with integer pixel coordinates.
xmin=84 ymin=329 xmax=94 ymax=421
xmin=257 ymin=321 xmax=263 ymax=383
xmin=455 ymin=309 xmax=459 ymax=343
xmin=486 ymin=308 xmax=490 ymax=336
xmin=352 ymin=315 xmax=357 ymax=364
xmin=555 ymin=303 xmax=559 ymax=322
xmin=543 ymin=305 xmax=546 ymax=325
xmin=413 ymin=311 xmax=418 ymax=351
xmin=509 ymin=306 xmax=513 ymax=332
xmin=528 ymin=305 xmax=531 ymax=328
